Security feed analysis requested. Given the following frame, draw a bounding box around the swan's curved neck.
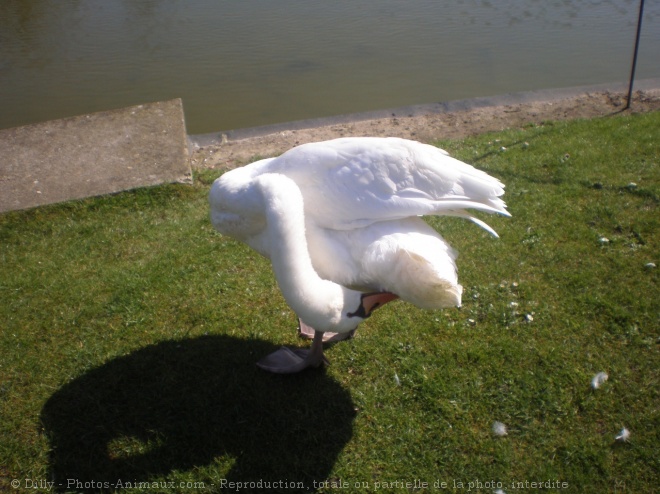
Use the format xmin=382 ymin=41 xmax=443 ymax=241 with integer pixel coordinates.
xmin=255 ymin=174 xmax=360 ymax=332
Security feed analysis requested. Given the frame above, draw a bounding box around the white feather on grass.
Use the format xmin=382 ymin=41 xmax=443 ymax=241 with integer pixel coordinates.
xmin=591 ymin=371 xmax=608 ymax=389
xmin=615 ymin=427 xmax=630 ymax=442
xmin=492 ymin=421 xmax=508 ymax=437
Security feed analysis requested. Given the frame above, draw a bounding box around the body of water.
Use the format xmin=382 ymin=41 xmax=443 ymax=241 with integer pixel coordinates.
xmin=1 ymin=0 xmax=658 ymax=134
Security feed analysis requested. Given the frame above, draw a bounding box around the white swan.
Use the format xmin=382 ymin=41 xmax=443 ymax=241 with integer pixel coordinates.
xmin=209 ymin=137 xmax=509 ymax=373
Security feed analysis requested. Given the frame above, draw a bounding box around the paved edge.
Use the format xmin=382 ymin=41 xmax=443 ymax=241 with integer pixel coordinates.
xmin=0 ymin=99 xmax=191 ymax=213
xmin=188 ymin=78 xmax=660 ymax=148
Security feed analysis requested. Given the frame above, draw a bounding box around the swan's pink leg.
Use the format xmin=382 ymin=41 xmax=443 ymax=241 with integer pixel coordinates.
xmin=298 ymin=319 xmax=355 ymax=342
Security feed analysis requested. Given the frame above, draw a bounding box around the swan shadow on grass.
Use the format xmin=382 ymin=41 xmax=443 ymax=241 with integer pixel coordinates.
xmin=41 ymin=335 xmax=356 ymax=491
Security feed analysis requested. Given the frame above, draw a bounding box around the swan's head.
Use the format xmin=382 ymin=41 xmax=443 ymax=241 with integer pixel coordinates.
xmin=299 ymin=288 xmax=398 ymax=335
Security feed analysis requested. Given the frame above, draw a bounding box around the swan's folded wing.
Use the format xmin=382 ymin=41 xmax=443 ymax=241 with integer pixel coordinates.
xmin=274 ymin=137 xmax=509 ymax=232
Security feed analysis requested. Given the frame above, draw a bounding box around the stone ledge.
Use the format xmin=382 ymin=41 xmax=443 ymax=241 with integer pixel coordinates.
xmin=0 ymin=99 xmax=191 ymax=213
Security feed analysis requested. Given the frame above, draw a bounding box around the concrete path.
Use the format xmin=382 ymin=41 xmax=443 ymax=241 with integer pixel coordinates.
xmin=0 ymin=99 xmax=191 ymax=213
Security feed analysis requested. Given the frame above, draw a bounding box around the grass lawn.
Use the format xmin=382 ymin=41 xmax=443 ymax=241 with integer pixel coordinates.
xmin=1 ymin=112 xmax=658 ymax=493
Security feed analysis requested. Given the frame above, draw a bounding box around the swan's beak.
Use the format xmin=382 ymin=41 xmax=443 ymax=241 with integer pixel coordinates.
xmin=348 ymin=292 xmax=399 ymax=319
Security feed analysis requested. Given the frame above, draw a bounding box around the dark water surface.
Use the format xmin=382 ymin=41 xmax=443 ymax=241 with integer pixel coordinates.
xmin=1 ymin=0 xmax=658 ymax=134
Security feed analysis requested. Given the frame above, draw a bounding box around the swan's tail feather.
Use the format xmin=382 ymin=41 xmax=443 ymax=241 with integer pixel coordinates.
xmin=362 ymin=231 xmax=463 ymax=309
xmin=425 ymin=199 xmax=509 ymax=217
xmin=467 ymin=216 xmax=500 ymax=238
xmin=468 ymin=216 xmax=499 ymax=238
xmin=434 ymin=210 xmax=502 ymax=237
xmin=385 ymin=197 xmax=508 ymax=236
xmin=389 ymin=250 xmax=463 ymax=309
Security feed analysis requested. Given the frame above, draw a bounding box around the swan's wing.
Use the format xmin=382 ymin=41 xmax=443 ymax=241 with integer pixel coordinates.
xmin=270 ymin=137 xmax=509 ymax=233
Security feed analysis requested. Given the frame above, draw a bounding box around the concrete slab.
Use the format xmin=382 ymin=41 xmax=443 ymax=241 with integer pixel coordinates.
xmin=0 ymin=99 xmax=191 ymax=213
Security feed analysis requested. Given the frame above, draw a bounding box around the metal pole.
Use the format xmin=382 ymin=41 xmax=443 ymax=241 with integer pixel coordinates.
xmin=626 ymin=0 xmax=645 ymax=110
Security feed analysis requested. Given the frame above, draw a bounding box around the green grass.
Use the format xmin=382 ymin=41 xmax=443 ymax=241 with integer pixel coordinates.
xmin=1 ymin=112 xmax=658 ymax=493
